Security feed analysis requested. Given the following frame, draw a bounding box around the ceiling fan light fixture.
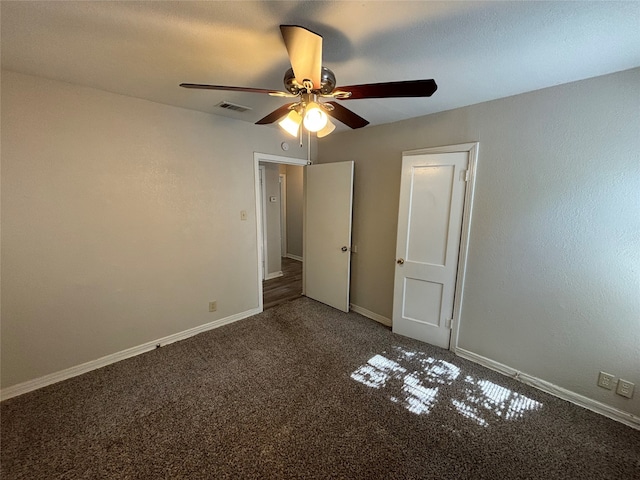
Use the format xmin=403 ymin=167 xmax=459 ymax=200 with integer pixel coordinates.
xmin=182 ymin=26 xmax=436 ymax=135
xmin=278 ymin=110 xmax=303 ymax=137
xmin=317 ymin=117 xmax=336 ymax=138
xmin=303 ymin=102 xmax=328 ymax=132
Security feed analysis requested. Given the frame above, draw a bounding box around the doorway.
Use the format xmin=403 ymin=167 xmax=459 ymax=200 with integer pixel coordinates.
xmin=254 ymin=153 xmax=307 ymax=311
xmin=254 ymin=154 xmax=355 ymax=313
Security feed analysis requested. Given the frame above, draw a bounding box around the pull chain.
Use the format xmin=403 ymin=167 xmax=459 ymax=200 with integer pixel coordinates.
xmin=299 ymin=122 xmax=303 ymax=148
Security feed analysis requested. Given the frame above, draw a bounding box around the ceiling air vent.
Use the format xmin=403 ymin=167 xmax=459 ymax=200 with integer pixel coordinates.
xmin=216 ymin=101 xmax=252 ymax=113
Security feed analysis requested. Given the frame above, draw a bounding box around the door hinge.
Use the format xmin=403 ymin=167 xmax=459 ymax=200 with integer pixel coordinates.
xmin=445 ymin=318 xmax=454 ymax=329
xmin=460 ymin=170 xmax=470 ymax=182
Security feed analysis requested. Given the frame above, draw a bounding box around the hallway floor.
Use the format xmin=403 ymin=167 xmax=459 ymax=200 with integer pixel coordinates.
xmin=263 ymin=257 xmax=302 ymax=310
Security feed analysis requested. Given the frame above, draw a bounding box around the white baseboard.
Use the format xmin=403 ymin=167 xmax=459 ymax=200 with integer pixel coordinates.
xmin=455 ymin=347 xmax=640 ymax=430
xmin=264 ymin=271 xmax=283 ymax=280
xmin=0 ymin=307 xmax=261 ymax=401
xmin=286 ymin=254 xmax=303 ymax=262
xmin=350 ymin=304 xmax=392 ymax=327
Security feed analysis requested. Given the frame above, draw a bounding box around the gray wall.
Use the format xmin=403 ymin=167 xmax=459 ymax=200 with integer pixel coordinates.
xmin=0 ymin=70 xmax=307 ymax=389
xmin=261 ymin=162 xmax=282 ymax=277
xmin=318 ymin=68 xmax=640 ymax=417
xmin=3 ymin=67 xmax=638 ymax=420
xmin=285 ymin=165 xmax=304 ymax=259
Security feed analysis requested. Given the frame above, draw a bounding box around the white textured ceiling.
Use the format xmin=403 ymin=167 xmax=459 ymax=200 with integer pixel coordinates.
xmin=2 ymin=1 xmax=639 ymax=131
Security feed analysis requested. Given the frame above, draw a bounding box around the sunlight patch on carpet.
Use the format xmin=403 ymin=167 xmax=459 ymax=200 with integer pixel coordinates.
xmin=351 ymin=347 xmax=543 ymax=426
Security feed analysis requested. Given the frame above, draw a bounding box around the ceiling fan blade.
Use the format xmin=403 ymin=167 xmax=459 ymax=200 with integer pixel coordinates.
xmin=280 ymin=25 xmax=322 ymax=89
xmin=255 ymin=103 xmax=296 ymax=125
xmin=325 ymin=102 xmax=369 ymax=129
xmin=335 ymin=79 xmax=437 ymax=100
xmin=180 ymin=83 xmax=286 ymax=95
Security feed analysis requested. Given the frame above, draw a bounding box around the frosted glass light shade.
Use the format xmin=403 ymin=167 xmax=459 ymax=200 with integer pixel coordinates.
xmin=317 ymin=118 xmax=336 ymax=138
xmin=303 ymin=103 xmax=328 ymax=132
xmin=279 ymin=110 xmax=302 ymax=137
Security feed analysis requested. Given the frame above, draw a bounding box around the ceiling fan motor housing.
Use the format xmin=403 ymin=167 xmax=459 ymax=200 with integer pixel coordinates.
xmin=284 ymin=67 xmax=336 ymax=95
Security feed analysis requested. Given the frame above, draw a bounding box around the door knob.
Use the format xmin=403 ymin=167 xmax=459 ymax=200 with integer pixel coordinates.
xmin=397 ymin=258 xmax=405 ymax=265
xmin=341 ymin=246 xmax=349 ymax=252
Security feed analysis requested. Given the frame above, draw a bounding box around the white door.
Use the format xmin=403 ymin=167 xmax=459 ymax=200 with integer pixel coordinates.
xmin=392 ymin=151 xmax=469 ymax=348
xmin=305 ymin=161 xmax=354 ymax=312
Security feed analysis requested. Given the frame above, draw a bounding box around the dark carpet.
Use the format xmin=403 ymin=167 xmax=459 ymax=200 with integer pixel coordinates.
xmin=2 ymin=297 xmax=639 ymax=479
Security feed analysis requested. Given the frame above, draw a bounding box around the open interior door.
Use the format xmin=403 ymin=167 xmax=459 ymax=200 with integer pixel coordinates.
xmin=304 ymin=161 xmax=354 ymax=312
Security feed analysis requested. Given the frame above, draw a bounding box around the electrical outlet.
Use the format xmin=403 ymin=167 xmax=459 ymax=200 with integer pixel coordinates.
xmin=597 ymin=371 xmax=615 ymax=390
xmin=616 ymin=379 xmax=635 ymax=399
xmin=240 ymin=210 xmax=247 ymax=221
xmin=209 ymin=301 xmax=217 ymax=312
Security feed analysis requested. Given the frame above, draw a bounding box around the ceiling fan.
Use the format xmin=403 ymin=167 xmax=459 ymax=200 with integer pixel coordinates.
xmin=180 ymin=25 xmax=437 ymax=139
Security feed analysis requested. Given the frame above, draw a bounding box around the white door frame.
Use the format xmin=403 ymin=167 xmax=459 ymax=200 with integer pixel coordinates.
xmin=258 ymin=165 xmax=267 ymax=281
xmin=254 ymin=153 xmax=308 ymax=312
xmin=279 ymin=173 xmax=287 ymax=258
xmin=400 ymin=142 xmax=478 ymax=351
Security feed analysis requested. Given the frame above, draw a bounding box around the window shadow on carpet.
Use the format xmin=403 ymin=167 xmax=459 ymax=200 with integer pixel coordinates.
xmin=351 ymin=346 xmax=543 ymax=427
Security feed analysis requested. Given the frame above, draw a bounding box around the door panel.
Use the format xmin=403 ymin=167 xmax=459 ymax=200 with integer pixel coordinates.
xmin=407 ymin=165 xmax=455 ymax=265
xmin=393 ymin=152 xmax=468 ymax=348
xmin=403 ymin=278 xmax=443 ymax=326
xmin=305 ymin=162 xmax=354 ymax=312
